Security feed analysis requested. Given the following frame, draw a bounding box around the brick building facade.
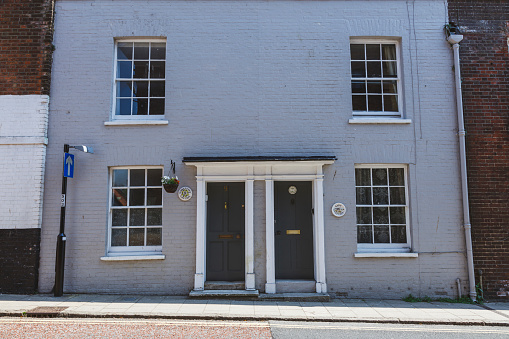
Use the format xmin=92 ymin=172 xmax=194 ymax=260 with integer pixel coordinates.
xmin=448 ymin=0 xmax=509 ymax=300
xmin=0 ymin=0 xmax=54 ymax=293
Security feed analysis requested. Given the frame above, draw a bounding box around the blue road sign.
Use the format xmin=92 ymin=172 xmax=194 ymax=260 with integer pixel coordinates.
xmin=64 ymin=153 xmax=74 ymax=178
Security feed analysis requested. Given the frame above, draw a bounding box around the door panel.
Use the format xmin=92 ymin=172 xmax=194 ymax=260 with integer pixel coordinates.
xmin=275 ymin=181 xmax=314 ymax=279
xmin=206 ymin=182 xmax=245 ymax=281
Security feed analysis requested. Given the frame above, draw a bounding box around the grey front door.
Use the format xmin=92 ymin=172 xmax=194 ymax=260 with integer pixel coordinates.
xmin=206 ymin=182 xmax=245 ymax=281
xmin=274 ymin=181 xmax=314 ymax=279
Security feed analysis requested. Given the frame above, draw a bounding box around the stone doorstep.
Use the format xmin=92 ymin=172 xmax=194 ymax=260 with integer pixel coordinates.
xmin=204 ymin=281 xmax=246 ymax=290
xmin=189 ymin=290 xmax=260 ymax=299
xmin=259 ymin=293 xmax=330 ymax=302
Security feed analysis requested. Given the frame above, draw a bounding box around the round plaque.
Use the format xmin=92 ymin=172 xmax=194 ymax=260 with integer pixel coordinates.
xmin=331 ymin=202 xmax=346 ymax=218
xmin=178 ymin=186 xmax=193 ymax=201
xmin=288 ymin=185 xmax=297 ymax=195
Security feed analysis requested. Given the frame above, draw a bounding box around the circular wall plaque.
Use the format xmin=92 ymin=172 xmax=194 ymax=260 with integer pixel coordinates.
xmin=288 ymin=185 xmax=297 ymax=195
xmin=178 ymin=186 xmax=193 ymax=201
xmin=331 ymin=203 xmax=346 ymax=218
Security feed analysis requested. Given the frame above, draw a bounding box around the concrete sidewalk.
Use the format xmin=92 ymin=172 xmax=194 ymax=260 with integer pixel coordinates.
xmin=1 ymin=294 xmax=509 ymax=326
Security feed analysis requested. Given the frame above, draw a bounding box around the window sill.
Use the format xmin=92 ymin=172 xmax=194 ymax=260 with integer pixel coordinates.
xmin=349 ymin=118 xmax=412 ymax=124
xmin=100 ymin=254 xmax=166 ymax=261
xmin=354 ymin=252 xmax=418 ymax=258
xmin=104 ymin=120 xmax=169 ymax=126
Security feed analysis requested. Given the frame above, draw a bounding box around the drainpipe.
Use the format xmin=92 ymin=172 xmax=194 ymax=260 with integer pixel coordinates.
xmin=446 ymin=23 xmax=476 ymax=301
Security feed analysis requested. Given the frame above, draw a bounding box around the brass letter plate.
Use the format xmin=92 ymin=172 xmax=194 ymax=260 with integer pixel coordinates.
xmin=286 ymin=230 xmax=301 ymax=235
xmin=218 ymin=234 xmax=234 ymax=239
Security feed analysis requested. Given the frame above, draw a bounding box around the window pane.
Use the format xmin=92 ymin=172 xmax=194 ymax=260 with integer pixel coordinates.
xmin=133 ymin=61 xmax=149 ymax=78
xmin=382 ymin=44 xmax=396 ymax=60
xmin=357 ymin=226 xmax=372 ymax=243
xmin=147 ymin=169 xmax=163 ymax=186
xmin=366 ymin=44 xmax=380 ymax=60
xmin=374 ymin=225 xmax=390 ymax=243
xmin=117 ymin=61 xmax=132 ymax=78
xmin=147 ymin=208 xmax=162 ymax=226
xmin=111 ymin=228 xmax=127 ymax=246
xmin=372 ymin=168 xmax=388 ymax=185
xmin=367 ymin=95 xmax=382 ymax=111
xmin=383 ymin=80 xmax=398 ymax=94
xmin=133 ymin=81 xmax=148 ymax=97
xmin=351 ymin=61 xmax=365 ymax=77
xmin=351 ymin=80 xmax=366 ymax=93
xmin=130 ymin=169 xmax=145 ymax=186
xmin=356 ymin=187 xmax=371 ymax=205
xmin=133 ymin=98 xmax=148 ymax=115
xmin=367 ymin=81 xmax=382 ymax=94
xmin=352 ymin=95 xmax=367 ymax=111
xmin=116 ymin=99 xmax=131 ymax=115
xmin=129 ymin=188 xmax=145 ymax=206
xmin=382 ymin=61 xmax=397 ymax=77
xmin=366 ymin=62 xmax=381 ymax=77
xmin=373 ymin=207 xmax=389 ymax=224
xmin=129 ymin=228 xmax=145 ymax=246
xmin=390 ymin=187 xmax=406 ymax=205
xmin=390 ymin=207 xmax=406 ymax=224
xmin=391 ymin=226 xmax=407 ymax=243
xmin=129 ymin=208 xmax=145 ymax=226
xmin=350 ymin=44 xmax=365 ymax=60
xmin=151 ymin=43 xmax=166 ymax=59
xmin=113 ymin=169 xmax=128 ymax=187
xmin=117 ymin=81 xmax=132 ymax=97
xmin=134 ymin=42 xmax=149 ymax=59
xmin=356 ymin=207 xmax=372 ymax=224
xmin=150 ymin=81 xmax=165 ymax=97
xmin=389 ymin=168 xmax=405 ymax=186
xmin=149 ymin=99 xmax=165 ymax=115
xmin=355 ymin=168 xmax=371 ymax=186
xmin=147 ymin=188 xmax=162 ymax=206
xmin=150 ymin=61 xmax=165 ymax=79
xmin=373 ymin=187 xmax=389 ymax=205
xmin=112 ymin=189 xmax=127 ymax=206
xmin=147 ymin=228 xmax=162 ymax=246
xmin=112 ymin=209 xmax=127 ymax=226
xmin=384 ymin=95 xmax=399 ymax=112
xmin=117 ymin=42 xmax=133 ymax=60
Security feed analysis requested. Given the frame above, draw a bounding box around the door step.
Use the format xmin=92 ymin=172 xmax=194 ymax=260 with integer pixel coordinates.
xmin=275 ymin=279 xmax=316 ymax=293
xmin=189 ymin=289 xmax=259 ymax=299
xmin=204 ymin=281 xmax=245 ymax=290
xmin=259 ymin=293 xmax=330 ymax=302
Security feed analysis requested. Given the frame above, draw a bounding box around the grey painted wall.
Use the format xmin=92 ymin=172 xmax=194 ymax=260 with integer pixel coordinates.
xmin=40 ymin=0 xmax=468 ymax=298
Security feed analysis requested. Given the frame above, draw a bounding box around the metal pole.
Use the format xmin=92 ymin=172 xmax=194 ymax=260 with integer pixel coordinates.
xmin=54 ymin=144 xmax=69 ymax=297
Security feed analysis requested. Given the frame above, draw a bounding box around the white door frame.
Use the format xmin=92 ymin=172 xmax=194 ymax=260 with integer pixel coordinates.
xmin=184 ymin=160 xmax=333 ymax=293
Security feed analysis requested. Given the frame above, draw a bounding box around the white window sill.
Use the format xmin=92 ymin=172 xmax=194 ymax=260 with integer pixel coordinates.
xmin=354 ymin=252 xmax=418 ymax=258
xmin=349 ymin=118 xmax=412 ymax=124
xmin=100 ymin=254 xmax=166 ymax=261
xmin=104 ymin=120 xmax=169 ymax=126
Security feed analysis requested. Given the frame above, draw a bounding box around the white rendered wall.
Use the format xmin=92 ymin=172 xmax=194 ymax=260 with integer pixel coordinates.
xmin=0 ymin=95 xmax=49 ymax=229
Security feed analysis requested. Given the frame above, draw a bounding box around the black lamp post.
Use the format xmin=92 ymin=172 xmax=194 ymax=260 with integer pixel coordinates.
xmin=54 ymin=144 xmax=93 ymax=297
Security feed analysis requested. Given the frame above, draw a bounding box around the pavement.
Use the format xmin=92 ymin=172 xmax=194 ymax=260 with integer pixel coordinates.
xmin=1 ymin=294 xmax=509 ymax=326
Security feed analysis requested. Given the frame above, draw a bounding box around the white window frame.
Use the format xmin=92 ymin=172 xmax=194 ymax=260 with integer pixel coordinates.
xmin=350 ymin=38 xmax=403 ymax=118
xmin=107 ymin=166 xmax=163 ymax=256
xmin=111 ymin=38 xmax=167 ymax=121
xmin=355 ymin=164 xmax=411 ymax=253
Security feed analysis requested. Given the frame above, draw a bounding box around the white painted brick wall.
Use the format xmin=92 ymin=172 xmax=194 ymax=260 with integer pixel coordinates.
xmin=0 ymin=95 xmax=49 ymax=229
xmin=39 ymin=0 xmax=468 ymax=298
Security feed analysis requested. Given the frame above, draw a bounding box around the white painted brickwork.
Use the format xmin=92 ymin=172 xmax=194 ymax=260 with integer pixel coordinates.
xmin=0 ymin=95 xmax=49 ymax=230
xmin=39 ymin=0 xmax=468 ymax=298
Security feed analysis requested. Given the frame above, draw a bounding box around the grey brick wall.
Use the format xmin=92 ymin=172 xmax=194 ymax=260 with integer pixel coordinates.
xmin=39 ymin=0 xmax=468 ymax=298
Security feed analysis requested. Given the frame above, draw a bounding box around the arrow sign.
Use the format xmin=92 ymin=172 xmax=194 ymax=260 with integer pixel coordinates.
xmin=64 ymin=153 xmax=74 ymax=178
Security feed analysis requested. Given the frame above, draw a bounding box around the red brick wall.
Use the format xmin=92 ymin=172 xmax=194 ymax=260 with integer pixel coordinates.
xmin=448 ymin=0 xmax=509 ymax=300
xmin=0 ymin=0 xmax=54 ymax=95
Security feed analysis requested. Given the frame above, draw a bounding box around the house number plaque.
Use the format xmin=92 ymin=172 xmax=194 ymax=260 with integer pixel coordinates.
xmin=178 ymin=186 xmax=193 ymax=201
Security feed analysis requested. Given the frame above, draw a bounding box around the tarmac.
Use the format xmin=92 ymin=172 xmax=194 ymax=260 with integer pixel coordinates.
xmin=1 ymin=294 xmax=509 ymax=326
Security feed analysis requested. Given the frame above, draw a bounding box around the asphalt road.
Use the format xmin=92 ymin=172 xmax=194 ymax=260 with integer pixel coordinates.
xmin=1 ymin=317 xmax=509 ymax=338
